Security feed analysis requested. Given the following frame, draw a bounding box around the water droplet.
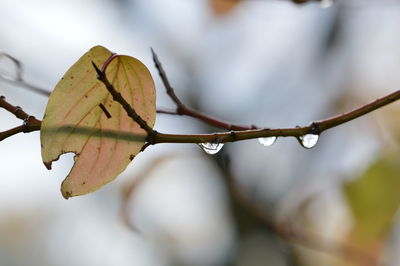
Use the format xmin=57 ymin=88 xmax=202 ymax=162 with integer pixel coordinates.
xmin=299 ymin=134 xmax=319 ymax=149
xmin=320 ymin=0 xmax=333 ymax=8
xmin=199 ymin=142 xmax=224 ymax=155
xmin=258 ymin=136 xmax=277 ymax=147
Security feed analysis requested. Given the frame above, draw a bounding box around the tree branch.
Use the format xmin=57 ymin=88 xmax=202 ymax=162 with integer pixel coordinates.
xmin=0 ymin=53 xmax=51 ymax=97
xmin=0 ymin=125 xmax=27 ymax=141
xmin=150 ymin=49 xmax=400 ymax=145
xmin=2 ymin=85 xmax=400 ymax=146
xmin=152 ymin=49 xmax=400 ymax=137
xmin=2 ymin=50 xmax=400 ymax=148
xmin=0 ymin=96 xmax=41 ymax=141
xmin=153 ymin=88 xmax=400 ymax=144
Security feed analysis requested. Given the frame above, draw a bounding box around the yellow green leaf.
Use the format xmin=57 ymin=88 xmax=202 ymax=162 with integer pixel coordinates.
xmin=40 ymin=45 xmax=156 ymax=199
xmin=344 ymin=153 xmax=400 ymax=246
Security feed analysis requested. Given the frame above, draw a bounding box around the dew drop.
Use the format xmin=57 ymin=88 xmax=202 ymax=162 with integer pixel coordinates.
xmin=258 ymin=136 xmax=277 ymax=147
xmin=299 ymin=134 xmax=319 ymax=149
xmin=199 ymin=142 xmax=224 ymax=155
xmin=320 ymin=0 xmax=333 ymax=8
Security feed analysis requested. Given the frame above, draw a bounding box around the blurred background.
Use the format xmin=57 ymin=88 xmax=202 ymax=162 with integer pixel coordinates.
xmin=1 ymin=0 xmax=400 ymax=265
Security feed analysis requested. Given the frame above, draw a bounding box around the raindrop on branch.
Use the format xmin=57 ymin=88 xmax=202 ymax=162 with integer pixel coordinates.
xmin=299 ymin=134 xmax=319 ymax=149
xmin=320 ymin=0 xmax=333 ymax=8
xmin=258 ymin=136 xmax=277 ymax=147
xmin=199 ymin=142 xmax=224 ymax=155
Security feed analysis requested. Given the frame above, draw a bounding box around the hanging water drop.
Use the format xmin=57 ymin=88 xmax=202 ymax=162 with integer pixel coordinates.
xmin=320 ymin=0 xmax=333 ymax=8
xmin=299 ymin=134 xmax=319 ymax=149
xmin=258 ymin=136 xmax=277 ymax=147
xmin=199 ymin=142 xmax=224 ymax=155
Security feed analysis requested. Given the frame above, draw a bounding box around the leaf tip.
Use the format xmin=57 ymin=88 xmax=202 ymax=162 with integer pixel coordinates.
xmin=44 ymin=161 xmax=52 ymax=170
xmin=62 ymin=190 xmax=72 ymax=199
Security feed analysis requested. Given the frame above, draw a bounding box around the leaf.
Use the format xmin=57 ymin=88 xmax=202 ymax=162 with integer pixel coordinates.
xmin=209 ymin=0 xmax=241 ymax=15
xmin=40 ymin=45 xmax=156 ymax=199
xmin=344 ymin=154 xmax=400 ymax=246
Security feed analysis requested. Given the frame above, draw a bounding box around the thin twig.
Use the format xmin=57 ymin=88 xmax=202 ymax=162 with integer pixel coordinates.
xmin=0 ymin=96 xmax=31 ymax=120
xmin=151 ymin=49 xmax=400 ymax=143
xmin=2 ymin=87 xmax=400 ymax=145
xmin=0 ymin=52 xmax=51 ymax=97
xmin=0 ymin=125 xmax=27 ymax=141
xmin=2 ymin=50 xmax=400 ymax=146
xmin=316 ymin=90 xmax=400 ymax=131
xmin=0 ymin=77 xmax=51 ymax=97
xmin=151 ymin=48 xmax=254 ymax=131
xmin=0 ymin=96 xmax=41 ymax=141
xmin=152 ymin=88 xmax=400 ymax=144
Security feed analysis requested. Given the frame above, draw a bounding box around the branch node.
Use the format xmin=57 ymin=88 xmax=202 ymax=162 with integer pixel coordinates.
xmin=309 ymin=122 xmax=321 ymax=135
xmin=22 ymin=116 xmax=36 ymax=133
xmin=146 ymin=130 xmax=158 ymax=144
xmin=229 ymin=130 xmax=237 ymax=141
xmin=140 ymin=142 xmax=152 ymax=152
xmin=14 ymin=106 xmax=23 ymax=117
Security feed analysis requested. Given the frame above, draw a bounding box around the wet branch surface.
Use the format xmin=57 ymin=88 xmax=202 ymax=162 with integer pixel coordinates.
xmin=1 ymin=51 xmax=400 ymax=147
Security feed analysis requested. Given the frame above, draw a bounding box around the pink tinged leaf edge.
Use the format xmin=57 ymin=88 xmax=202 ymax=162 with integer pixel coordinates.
xmin=40 ymin=46 xmax=156 ymax=199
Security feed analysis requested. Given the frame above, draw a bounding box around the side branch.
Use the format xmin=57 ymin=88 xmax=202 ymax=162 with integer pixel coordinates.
xmin=1 ymin=95 xmax=32 ymax=120
xmin=0 ymin=53 xmax=51 ymax=97
xmin=316 ymin=89 xmax=400 ymax=131
xmin=0 ymin=96 xmax=41 ymax=141
xmin=151 ymin=49 xmax=254 ymax=131
xmin=151 ymin=49 xmax=400 ymax=143
xmin=153 ymin=89 xmax=400 ymax=144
